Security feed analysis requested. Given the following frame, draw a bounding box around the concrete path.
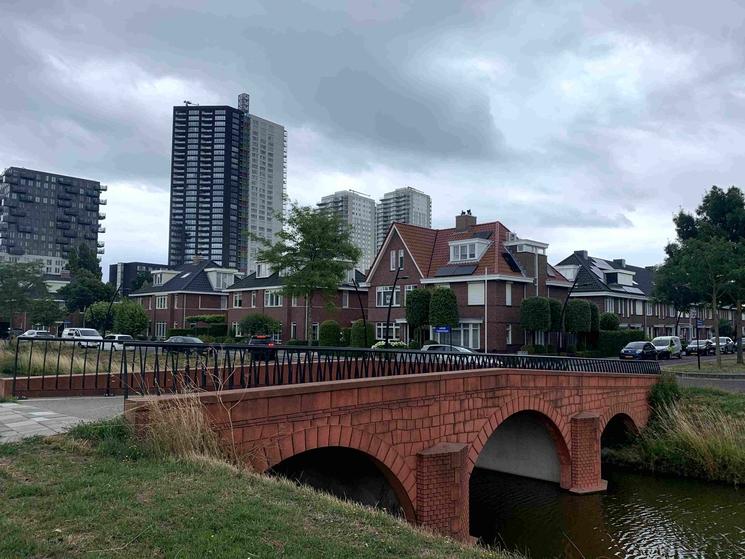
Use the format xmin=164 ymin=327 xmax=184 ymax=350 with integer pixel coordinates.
xmin=0 ymin=396 xmax=123 ymax=444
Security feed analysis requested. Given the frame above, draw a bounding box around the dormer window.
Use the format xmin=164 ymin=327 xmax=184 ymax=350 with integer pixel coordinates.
xmin=448 ymin=239 xmax=490 ymax=263
xmin=152 ymin=273 xmax=162 ymax=286
xmin=256 ymin=263 xmax=271 ymax=278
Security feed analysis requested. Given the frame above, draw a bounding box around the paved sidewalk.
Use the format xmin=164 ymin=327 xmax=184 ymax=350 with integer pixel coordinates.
xmin=0 ymin=396 xmax=123 ymax=444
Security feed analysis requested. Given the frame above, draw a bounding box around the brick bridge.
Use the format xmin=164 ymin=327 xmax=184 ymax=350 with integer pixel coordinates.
xmin=125 ymin=366 xmax=657 ymax=541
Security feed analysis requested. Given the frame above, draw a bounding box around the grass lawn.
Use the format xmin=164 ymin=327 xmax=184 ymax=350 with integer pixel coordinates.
xmin=0 ymin=420 xmax=519 ymax=559
xmin=661 ymin=355 xmax=745 ymax=374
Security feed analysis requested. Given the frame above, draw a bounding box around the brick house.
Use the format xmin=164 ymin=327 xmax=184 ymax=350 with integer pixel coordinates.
xmin=554 ymin=250 xmax=728 ymax=340
xmin=129 ymin=260 xmax=240 ymax=338
xmin=224 ymin=270 xmax=368 ymax=342
xmin=365 ymin=212 xmax=572 ymax=352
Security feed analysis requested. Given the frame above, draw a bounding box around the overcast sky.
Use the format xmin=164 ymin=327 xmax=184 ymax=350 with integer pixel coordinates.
xmin=3 ymin=1 xmax=745 ymax=279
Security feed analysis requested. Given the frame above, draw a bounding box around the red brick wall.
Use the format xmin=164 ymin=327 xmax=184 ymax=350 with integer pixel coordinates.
xmin=126 ymin=368 xmax=656 ymax=540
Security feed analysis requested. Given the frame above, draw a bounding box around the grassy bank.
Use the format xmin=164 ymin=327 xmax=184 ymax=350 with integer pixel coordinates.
xmin=661 ymin=355 xmax=745 ymax=374
xmin=0 ymin=419 xmax=520 ymax=559
xmin=605 ymin=386 xmax=745 ymax=484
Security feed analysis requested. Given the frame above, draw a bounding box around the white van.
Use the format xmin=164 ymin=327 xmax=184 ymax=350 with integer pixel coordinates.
xmin=61 ymin=328 xmax=103 ymax=348
xmin=651 ymin=336 xmax=683 ymax=359
xmin=101 ymin=334 xmax=134 ymax=351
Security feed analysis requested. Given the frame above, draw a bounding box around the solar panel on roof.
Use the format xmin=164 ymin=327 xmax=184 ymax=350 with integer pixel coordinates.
xmin=502 ymin=252 xmax=522 ymax=273
xmin=472 ymin=231 xmax=493 ymax=239
xmin=434 ymin=264 xmax=478 ymax=277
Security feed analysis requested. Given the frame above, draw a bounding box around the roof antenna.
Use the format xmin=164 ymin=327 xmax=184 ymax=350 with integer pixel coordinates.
xmin=183 ymin=100 xmax=199 ymax=106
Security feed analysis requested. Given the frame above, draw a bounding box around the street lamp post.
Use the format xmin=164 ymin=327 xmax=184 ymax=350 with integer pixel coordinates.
xmin=351 ymin=277 xmax=369 ymax=347
xmin=384 ymin=266 xmax=408 ymax=348
xmin=559 ymin=272 xmax=582 ymax=352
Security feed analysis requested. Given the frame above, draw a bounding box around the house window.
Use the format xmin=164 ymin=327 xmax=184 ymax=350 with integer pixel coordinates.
xmin=174 ymin=295 xmax=180 ymax=309
xmin=376 ymin=286 xmax=401 ymax=307
xmin=273 ymin=324 xmax=282 ymax=342
xmin=450 ymin=242 xmax=477 ymax=262
xmin=404 ymin=284 xmax=416 ymax=304
xmin=155 ymin=322 xmax=167 ymax=338
xmin=376 ymin=322 xmax=401 ymax=341
xmin=468 ymin=283 xmax=485 ymax=305
xmin=232 ymin=321 xmax=242 ymax=337
xmin=506 ymin=324 xmax=512 ymax=345
xmin=505 ymin=282 xmax=512 ymax=306
xmin=398 ymin=249 xmax=404 ymax=270
xmin=291 ymin=294 xmax=299 ymax=307
xmin=311 ymin=322 xmax=319 ymax=341
xmin=155 ymin=295 xmax=168 ymax=309
xmin=251 ymin=292 xmax=257 ymax=308
xmin=390 ymin=250 xmax=396 ymax=271
xmin=290 ymin=322 xmax=297 ymax=340
xmin=233 ymin=293 xmax=242 ymax=308
xmin=265 ymin=289 xmax=283 ymax=307
xmin=635 ymin=300 xmax=643 ymax=315
xmin=434 ymin=322 xmax=481 ymax=349
xmin=342 ymin=291 xmax=350 ymax=308
xmin=646 ymin=302 xmax=653 ymax=316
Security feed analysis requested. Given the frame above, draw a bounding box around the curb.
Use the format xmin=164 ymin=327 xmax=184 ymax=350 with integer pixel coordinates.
xmin=675 ymin=372 xmax=745 ymax=380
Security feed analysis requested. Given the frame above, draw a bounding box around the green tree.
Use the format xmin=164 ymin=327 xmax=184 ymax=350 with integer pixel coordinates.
xmin=319 ymin=320 xmax=341 ymax=346
xmin=350 ymin=319 xmax=375 ymax=347
xmin=28 ymin=298 xmax=65 ymax=330
xmin=83 ymin=301 xmax=112 ymax=331
xmin=520 ymin=296 xmax=550 ymax=344
xmin=60 ymin=270 xmax=115 ymax=314
xmin=112 ymin=300 xmax=149 ymax=337
xmin=239 ymin=314 xmax=281 ymax=337
xmin=599 ymin=312 xmax=620 ymax=331
xmin=565 ymin=299 xmax=592 ymax=333
xmin=589 ymin=302 xmax=600 ymax=333
xmin=0 ymin=262 xmax=48 ymax=325
xmin=67 ymin=244 xmax=101 ymax=278
xmin=405 ymin=288 xmax=431 ymax=346
xmin=429 ymin=288 xmax=458 ymax=329
xmin=652 ymin=258 xmax=698 ymax=337
xmin=131 ymin=271 xmax=152 ymax=292
xmin=548 ymin=298 xmax=563 ymax=333
xmin=254 ymin=204 xmax=361 ymax=340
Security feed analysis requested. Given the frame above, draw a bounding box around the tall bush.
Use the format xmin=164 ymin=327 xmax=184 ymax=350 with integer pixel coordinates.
xmin=112 ymin=300 xmax=149 ymax=337
xmin=350 ymin=319 xmax=375 ymax=348
xmin=239 ymin=314 xmax=280 ymax=336
xmin=318 ymin=320 xmax=341 ymax=346
xmin=548 ymin=298 xmax=563 ymax=332
xmin=520 ymin=296 xmax=550 ymax=344
xmin=429 ymin=287 xmax=458 ymax=328
xmin=406 ymin=288 xmax=431 ymax=345
xmin=590 ymin=303 xmax=600 ymax=332
xmin=596 ymin=329 xmax=646 ymax=356
xmin=565 ymin=299 xmax=591 ymax=333
xmin=599 ymin=312 xmax=620 ymax=331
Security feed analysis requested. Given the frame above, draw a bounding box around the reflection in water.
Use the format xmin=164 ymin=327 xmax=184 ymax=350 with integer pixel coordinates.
xmin=470 ymin=468 xmax=745 ymax=559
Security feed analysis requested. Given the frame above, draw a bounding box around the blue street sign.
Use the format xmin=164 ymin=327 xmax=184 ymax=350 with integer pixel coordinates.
xmin=433 ymin=326 xmax=451 ymax=334
xmin=696 ymin=319 xmax=704 ymax=327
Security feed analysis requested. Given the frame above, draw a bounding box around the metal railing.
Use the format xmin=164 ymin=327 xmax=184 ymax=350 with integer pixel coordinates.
xmin=4 ymin=337 xmax=660 ymax=398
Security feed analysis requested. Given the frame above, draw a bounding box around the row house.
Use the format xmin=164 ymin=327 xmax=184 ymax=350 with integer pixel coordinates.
xmin=554 ymin=251 xmax=721 ymax=340
xmin=130 ymin=260 xmax=240 ymax=338
xmin=365 ymin=212 xmax=572 ymax=352
xmin=224 ymin=270 xmax=368 ymax=342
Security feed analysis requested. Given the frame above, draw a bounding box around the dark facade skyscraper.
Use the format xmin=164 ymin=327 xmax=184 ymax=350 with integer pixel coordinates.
xmin=0 ymin=166 xmax=105 ymax=275
xmin=167 ymin=93 xmax=286 ymax=273
xmin=167 ymin=104 xmax=245 ymax=270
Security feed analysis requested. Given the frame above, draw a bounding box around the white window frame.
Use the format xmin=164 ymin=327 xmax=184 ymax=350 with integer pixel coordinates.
xmin=506 ymin=324 xmax=512 ymax=345
xmin=155 ymin=322 xmax=167 ymax=338
xmin=264 ymin=289 xmax=283 ymax=307
xmin=155 ymin=295 xmax=168 ymax=310
xmin=376 ymin=286 xmax=401 ymax=307
xmin=376 ymin=322 xmax=401 ymax=341
xmin=468 ymin=282 xmax=485 ymax=306
xmin=398 ymin=249 xmax=404 ymax=270
xmin=390 ymin=250 xmax=396 ymax=271
xmin=290 ymin=322 xmax=297 ymax=339
xmin=505 ymin=282 xmax=512 ymax=307
xmin=233 ymin=292 xmax=242 ymax=308
xmin=311 ymin=322 xmax=320 ymax=341
xmin=232 ymin=321 xmax=242 ymax=337
xmin=251 ymin=292 xmax=257 ymax=308
xmin=342 ymin=291 xmax=350 ymax=308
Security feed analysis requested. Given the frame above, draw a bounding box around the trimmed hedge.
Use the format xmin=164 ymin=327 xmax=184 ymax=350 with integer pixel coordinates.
xmin=166 ymin=324 xmax=227 ymax=338
xmin=319 ymin=320 xmax=341 ymax=347
xmin=548 ymin=298 xmax=563 ymax=332
xmin=596 ymin=329 xmax=646 ymax=357
xmin=350 ymin=320 xmax=375 ymax=348
xmin=599 ymin=312 xmax=620 ymax=331
xmin=520 ymin=296 xmax=551 ymax=332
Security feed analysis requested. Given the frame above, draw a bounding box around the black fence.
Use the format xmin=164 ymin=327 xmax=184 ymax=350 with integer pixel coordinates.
xmin=4 ymin=337 xmax=660 ymax=398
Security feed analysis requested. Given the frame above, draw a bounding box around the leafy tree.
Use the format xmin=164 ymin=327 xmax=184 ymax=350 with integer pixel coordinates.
xmin=719 ymin=319 xmax=735 ymax=339
xmin=429 ymin=288 xmax=459 ymax=329
xmin=67 ymin=244 xmax=101 ymax=278
xmin=589 ymin=302 xmax=600 ymax=333
xmin=59 ymin=270 xmax=115 ymax=314
xmin=28 ymin=298 xmax=65 ymax=330
xmin=112 ymin=300 xmax=149 ymax=337
xmin=520 ymin=296 xmax=550 ymax=344
xmin=131 ymin=271 xmax=152 ymax=292
xmin=185 ymin=314 xmax=225 ymax=324
xmin=239 ymin=314 xmax=280 ymax=337
xmin=405 ymin=289 xmax=431 ymax=346
xmin=652 ymin=258 xmax=698 ymax=336
xmin=83 ymin=301 xmax=112 ymax=331
xmin=599 ymin=312 xmax=620 ymax=331
xmin=548 ymin=298 xmax=563 ymax=332
xmin=0 ymin=262 xmax=48 ymax=325
xmin=565 ymin=299 xmax=591 ymax=333
xmin=350 ymin=319 xmax=375 ymax=347
xmin=254 ymin=204 xmax=361 ymax=340
xmin=319 ymin=320 xmax=341 ymax=346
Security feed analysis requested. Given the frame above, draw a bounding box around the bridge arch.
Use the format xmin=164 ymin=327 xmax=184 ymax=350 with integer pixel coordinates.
xmin=600 ymin=407 xmax=643 ymax=449
xmin=468 ymin=396 xmax=572 ymax=488
xmin=250 ymin=426 xmax=416 ymax=522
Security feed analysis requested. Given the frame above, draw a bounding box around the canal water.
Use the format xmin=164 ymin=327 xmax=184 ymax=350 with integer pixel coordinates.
xmin=470 ymin=468 xmax=745 ymax=558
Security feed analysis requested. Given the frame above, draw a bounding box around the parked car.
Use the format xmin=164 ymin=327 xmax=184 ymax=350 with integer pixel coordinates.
xmin=163 ymin=336 xmax=208 ymax=356
xmin=61 ymin=328 xmax=103 ymax=348
xmin=244 ymin=335 xmax=278 ymax=361
xmin=651 ymin=336 xmax=683 ymax=359
xmin=709 ymin=336 xmax=735 ymax=354
xmin=619 ymin=341 xmax=657 ymax=360
xmin=421 ymin=344 xmax=475 ymax=354
xmin=685 ymin=339 xmax=714 ymax=356
xmin=101 ymin=334 xmax=135 ymax=351
xmin=20 ymin=330 xmax=56 ymax=339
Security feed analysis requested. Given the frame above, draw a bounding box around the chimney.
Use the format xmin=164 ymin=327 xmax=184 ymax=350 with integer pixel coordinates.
xmin=574 ymin=250 xmax=588 ymax=260
xmin=612 ymin=258 xmax=626 ymax=268
xmin=455 ymin=210 xmax=477 ymax=231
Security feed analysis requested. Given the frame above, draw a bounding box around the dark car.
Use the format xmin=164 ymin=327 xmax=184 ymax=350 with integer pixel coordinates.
xmin=245 ymin=335 xmax=278 ymax=361
xmin=619 ymin=341 xmax=657 ymax=360
xmin=164 ymin=336 xmax=210 ymax=356
xmin=685 ymin=339 xmax=714 ymax=356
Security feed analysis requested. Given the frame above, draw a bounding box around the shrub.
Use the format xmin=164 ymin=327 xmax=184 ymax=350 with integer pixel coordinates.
xmin=184 ymin=314 xmax=225 ymax=324
xmin=406 ymin=289 xmax=431 ymax=345
xmin=520 ymin=344 xmax=535 ymax=354
xmin=318 ymin=320 xmax=341 ymax=347
xmin=649 ymin=372 xmax=681 ymax=414
xmin=429 ymin=287 xmax=458 ymax=329
xmin=596 ymin=329 xmax=645 ymax=357
xmin=408 ymin=340 xmax=421 ymax=350
xmin=350 ymin=320 xmax=375 ymax=347
xmin=545 ymin=344 xmax=556 ymax=355
xmin=520 ymin=296 xmax=551 ymax=333
xmin=532 ymin=344 xmax=546 ymax=354
xmin=285 ymin=339 xmax=308 ymax=346
xmin=548 ymin=298 xmax=563 ymax=332
xmin=565 ymin=299 xmax=592 ymax=333
xmin=113 ymin=300 xmax=149 ymax=337
xmin=340 ymin=327 xmax=351 ymax=347
xmin=372 ymin=340 xmax=408 ymax=349
xmin=239 ymin=314 xmax=280 ymax=337
xmin=589 ymin=303 xmax=600 ymax=333
xmin=566 ymin=344 xmax=577 ymax=354
xmin=599 ymin=312 xmax=620 ymax=331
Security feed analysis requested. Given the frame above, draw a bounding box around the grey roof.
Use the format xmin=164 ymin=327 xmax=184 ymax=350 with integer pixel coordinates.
xmin=555 ymin=251 xmax=655 ymax=297
xmin=226 ymin=269 xmax=367 ymax=290
xmin=130 ymin=260 xmax=225 ymax=295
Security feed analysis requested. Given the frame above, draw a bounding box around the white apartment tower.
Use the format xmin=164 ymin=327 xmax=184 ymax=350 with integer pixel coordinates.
xmin=238 ymin=93 xmax=287 ymax=274
xmin=375 ymin=186 xmax=431 ymax=248
xmin=318 ymin=190 xmax=377 ymax=273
